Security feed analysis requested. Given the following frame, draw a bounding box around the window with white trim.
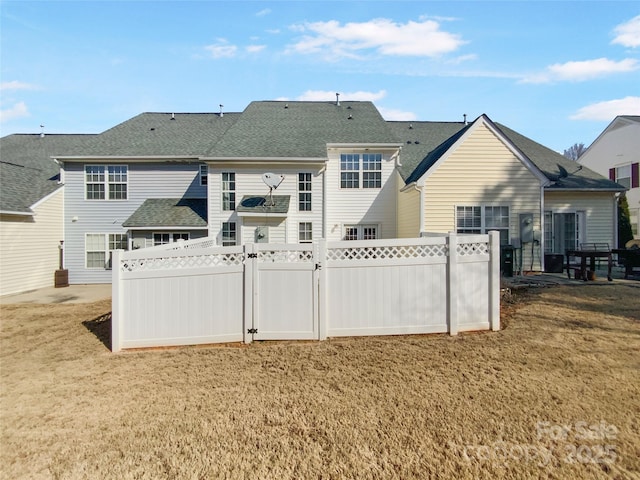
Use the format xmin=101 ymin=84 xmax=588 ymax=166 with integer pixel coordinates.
xmin=86 ymin=233 xmax=127 ymax=269
xmin=85 ymin=165 xmax=128 ymax=200
xmin=343 ymin=224 xmax=378 ymax=240
xmin=199 ymin=165 xmax=208 ymax=186
xmin=340 ymin=153 xmax=382 ymax=189
xmin=615 ymin=164 xmax=631 ymax=190
xmin=362 ymin=153 xmax=382 ymax=188
xmin=222 ymin=172 xmax=236 ymax=210
xmin=153 ymin=232 xmax=190 ymax=246
xmin=298 ymin=173 xmax=312 ymax=211
xmin=299 ymin=222 xmax=313 ymax=243
xmin=456 ymin=206 xmax=510 ymax=244
xmin=222 ymin=222 xmax=236 ymax=246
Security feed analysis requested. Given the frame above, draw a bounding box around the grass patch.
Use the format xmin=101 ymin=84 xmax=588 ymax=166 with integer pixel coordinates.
xmin=1 ymin=285 xmax=639 ymax=479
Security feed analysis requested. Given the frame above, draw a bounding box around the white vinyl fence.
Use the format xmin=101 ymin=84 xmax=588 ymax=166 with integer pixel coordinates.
xmin=112 ymin=231 xmax=500 ymax=352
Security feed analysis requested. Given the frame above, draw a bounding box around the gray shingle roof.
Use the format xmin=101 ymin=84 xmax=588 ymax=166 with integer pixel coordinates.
xmin=59 ymin=113 xmax=241 ymax=157
xmin=236 ymin=195 xmax=290 ymax=215
xmin=206 ymin=101 xmax=401 ymax=159
xmin=387 ymin=117 xmax=624 ymax=191
xmin=0 ymin=134 xmax=96 ymax=213
xmin=122 ymin=198 xmax=207 ymax=228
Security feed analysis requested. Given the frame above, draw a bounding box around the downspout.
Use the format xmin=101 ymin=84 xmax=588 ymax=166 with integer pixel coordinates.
xmin=320 ymin=163 xmax=327 ymax=239
xmin=540 ymin=183 xmax=545 ymax=272
xmin=614 ymin=192 xmax=620 ymax=249
xmin=415 ymin=183 xmax=425 ymax=235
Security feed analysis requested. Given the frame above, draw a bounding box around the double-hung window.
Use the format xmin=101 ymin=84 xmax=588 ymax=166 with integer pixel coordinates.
xmin=222 ymin=222 xmax=237 ymax=246
xmin=362 ymin=153 xmax=382 ymax=188
xmin=222 ymin=172 xmax=236 ymax=210
xmin=340 ymin=153 xmax=382 ymax=189
xmin=456 ymin=206 xmax=510 ymax=244
xmin=86 ymin=233 xmax=127 ymax=269
xmin=199 ymin=165 xmax=208 ymax=186
xmin=299 ymin=222 xmax=313 ymax=243
xmin=298 ymin=173 xmax=312 ymax=211
xmin=340 ymin=154 xmax=360 ymax=188
xmin=85 ymin=165 xmax=128 ymax=200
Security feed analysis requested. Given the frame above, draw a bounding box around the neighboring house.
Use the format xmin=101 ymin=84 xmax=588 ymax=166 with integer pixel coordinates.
xmin=0 ymin=133 xmax=94 ymax=295
xmin=49 ymin=100 xmax=623 ymax=284
xmin=578 ymin=115 xmax=640 ymax=239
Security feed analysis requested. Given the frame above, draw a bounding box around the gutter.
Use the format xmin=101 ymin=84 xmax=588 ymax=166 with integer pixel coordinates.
xmin=0 ymin=210 xmax=35 ymax=216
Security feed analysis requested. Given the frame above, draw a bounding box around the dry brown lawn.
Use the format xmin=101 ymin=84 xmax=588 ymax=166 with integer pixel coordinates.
xmin=1 ymin=283 xmax=639 ymax=479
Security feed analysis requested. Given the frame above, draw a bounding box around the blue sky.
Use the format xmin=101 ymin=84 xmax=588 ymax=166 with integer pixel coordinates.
xmin=1 ymin=1 xmax=639 ymax=152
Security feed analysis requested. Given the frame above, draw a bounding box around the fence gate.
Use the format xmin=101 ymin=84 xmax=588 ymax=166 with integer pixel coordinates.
xmin=244 ymin=243 xmax=319 ymax=343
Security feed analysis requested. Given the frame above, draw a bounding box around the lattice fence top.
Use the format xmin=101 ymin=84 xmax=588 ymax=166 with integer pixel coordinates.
xmin=326 ymin=243 xmax=448 ymax=261
xmin=258 ymin=249 xmax=314 ymax=263
xmin=121 ymin=251 xmax=244 ymax=272
xmin=457 ymin=241 xmax=489 ymax=256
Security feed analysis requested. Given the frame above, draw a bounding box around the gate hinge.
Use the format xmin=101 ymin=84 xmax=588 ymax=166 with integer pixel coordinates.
xmin=247 ymin=253 xmax=258 ymax=259
xmin=247 ymin=328 xmax=258 ymax=334
xmin=315 ymin=263 xmax=321 ymax=270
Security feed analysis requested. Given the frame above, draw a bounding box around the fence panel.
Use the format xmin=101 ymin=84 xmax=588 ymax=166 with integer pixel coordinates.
xmin=250 ymin=243 xmax=319 ymax=341
xmin=112 ymin=246 xmax=244 ymax=352
xmin=324 ymin=237 xmax=450 ymax=337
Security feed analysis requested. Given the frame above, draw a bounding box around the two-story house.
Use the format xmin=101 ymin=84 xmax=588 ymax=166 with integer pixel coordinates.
xmin=49 ymin=99 xmax=624 ymax=284
xmin=579 ymin=115 xmax=640 ymax=239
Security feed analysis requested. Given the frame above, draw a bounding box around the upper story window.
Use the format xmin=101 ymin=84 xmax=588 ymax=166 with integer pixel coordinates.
xmin=610 ymin=162 xmax=639 ymax=190
xmin=298 ymin=173 xmax=312 ymax=211
xmin=85 ymin=165 xmax=128 ymax=200
xmin=362 ymin=153 xmax=382 ymax=188
xmin=222 ymin=172 xmax=236 ymax=210
xmin=340 ymin=153 xmax=382 ymax=189
xmin=200 ymin=165 xmax=208 ymax=186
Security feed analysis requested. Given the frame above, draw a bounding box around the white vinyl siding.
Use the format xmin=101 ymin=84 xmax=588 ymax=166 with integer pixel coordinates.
xmin=208 ymin=166 xmax=323 ymax=244
xmin=326 ymin=150 xmax=398 ymax=241
xmin=0 ymin=188 xmax=64 ymax=296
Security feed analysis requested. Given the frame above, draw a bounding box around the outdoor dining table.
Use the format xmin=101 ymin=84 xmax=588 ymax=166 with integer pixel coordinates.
xmin=565 ymin=249 xmax=613 ymax=281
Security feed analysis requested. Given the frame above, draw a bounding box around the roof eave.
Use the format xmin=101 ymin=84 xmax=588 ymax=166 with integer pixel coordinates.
xmin=0 ymin=209 xmax=34 ymax=216
xmin=53 ymin=156 xmax=203 ymax=162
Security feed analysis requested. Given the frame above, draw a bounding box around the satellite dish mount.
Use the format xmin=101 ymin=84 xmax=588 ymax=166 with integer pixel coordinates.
xmin=261 ymin=173 xmax=285 ymax=206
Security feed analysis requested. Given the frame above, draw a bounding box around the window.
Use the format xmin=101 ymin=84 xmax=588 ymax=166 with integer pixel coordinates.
xmin=615 ymin=165 xmax=631 ymax=190
xmin=200 ymin=165 xmax=208 ymax=186
xmin=343 ymin=225 xmax=378 ymax=240
xmin=153 ymin=232 xmax=189 ymax=246
xmin=340 ymin=153 xmax=383 ymax=189
xmin=298 ymin=173 xmax=312 ymax=211
xmin=86 ymin=233 xmax=127 ymax=269
xmin=85 ymin=165 xmax=128 ymax=200
xmin=456 ymin=206 xmax=510 ymax=244
xmin=299 ymin=222 xmax=313 ymax=243
xmin=340 ymin=154 xmax=360 ymax=188
xmin=362 ymin=153 xmax=382 ymax=188
xmin=222 ymin=222 xmax=236 ymax=246
xmin=222 ymin=172 xmax=236 ymax=210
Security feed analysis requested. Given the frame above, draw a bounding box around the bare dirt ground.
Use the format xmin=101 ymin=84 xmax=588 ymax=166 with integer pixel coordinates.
xmin=1 ymin=284 xmax=639 ymax=479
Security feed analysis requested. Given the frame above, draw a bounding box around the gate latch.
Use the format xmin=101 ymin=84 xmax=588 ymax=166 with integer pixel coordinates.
xmin=247 ymin=328 xmax=258 ymax=334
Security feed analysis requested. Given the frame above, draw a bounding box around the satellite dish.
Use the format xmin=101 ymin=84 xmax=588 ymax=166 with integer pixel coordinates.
xmin=262 ymin=173 xmax=285 ymax=206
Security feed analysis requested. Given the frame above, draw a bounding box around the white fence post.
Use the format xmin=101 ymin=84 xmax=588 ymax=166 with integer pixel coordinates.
xmin=489 ymin=230 xmax=501 ymax=331
xmin=317 ymin=239 xmax=327 ymax=340
xmin=111 ymin=249 xmax=123 ymax=352
xmin=447 ymin=233 xmax=458 ymax=336
xmin=243 ymin=243 xmax=255 ymax=344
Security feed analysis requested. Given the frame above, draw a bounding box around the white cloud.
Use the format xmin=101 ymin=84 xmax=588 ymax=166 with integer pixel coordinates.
xmin=287 ymin=18 xmax=466 ymax=60
xmin=293 ymin=89 xmax=387 ymax=102
xmin=378 ymin=107 xmax=418 ymax=121
xmin=0 ymin=81 xmax=38 ymax=91
xmin=0 ymin=101 xmax=30 ymax=122
xmin=246 ymin=45 xmax=266 ymax=54
xmin=612 ymin=15 xmax=640 ymax=48
xmin=256 ymin=8 xmax=271 ymax=17
xmin=570 ymin=96 xmax=640 ymax=120
xmin=204 ymin=39 xmax=237 ymax=58
xmin=522 ymin=58 xmax=639 ymax=83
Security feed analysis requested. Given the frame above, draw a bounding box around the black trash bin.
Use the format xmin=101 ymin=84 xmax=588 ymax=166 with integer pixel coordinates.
xmin=501 ymin=245 xmax=514 ymax=277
